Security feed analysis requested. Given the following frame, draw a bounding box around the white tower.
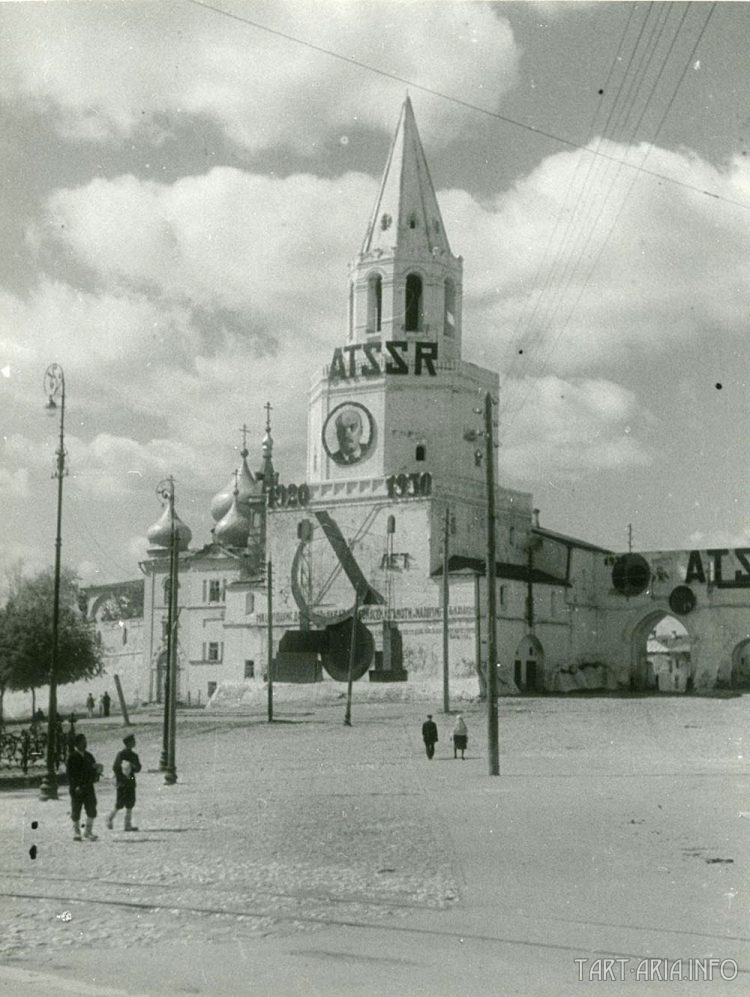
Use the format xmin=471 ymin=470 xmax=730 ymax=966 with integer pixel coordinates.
xmin=307 ymin=97 xmax=497 ymax=495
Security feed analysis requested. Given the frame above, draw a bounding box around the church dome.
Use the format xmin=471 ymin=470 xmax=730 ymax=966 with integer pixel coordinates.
xmin=214 ymin=493 xmax=251 ymax=548
xmin=211 ymin=454 xmax=260 ymax=522
xmin=147 ymin=498 xmax=192 ymax=551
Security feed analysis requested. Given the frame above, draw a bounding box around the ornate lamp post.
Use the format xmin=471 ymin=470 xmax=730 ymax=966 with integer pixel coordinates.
xmin=155 ymin=477 xmax=179 ymax=785
xmin=39 ymin=363 xmax=66 ymax=801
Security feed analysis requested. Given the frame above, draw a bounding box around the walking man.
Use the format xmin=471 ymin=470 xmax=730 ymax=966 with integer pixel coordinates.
xmin=421 ymin=714 xmax=439 ymax=759
xmin=106 ymin=733 xmax=142 ymax=832
xmin=66 ymin=733 xmax=103 ymax=841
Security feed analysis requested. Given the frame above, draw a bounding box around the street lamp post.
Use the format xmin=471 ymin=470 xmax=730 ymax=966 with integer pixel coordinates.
xmin=157 ymin=479 xmax=176 ymax=773
xmin=39 ymin=363 xmax=66 ymax=802
xmin=157 ymin=477 xmax=180 ymax=786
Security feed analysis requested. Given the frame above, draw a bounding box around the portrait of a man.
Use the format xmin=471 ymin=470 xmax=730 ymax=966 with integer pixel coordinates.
xmin=323 ymin=403 xmax=374 ymax=466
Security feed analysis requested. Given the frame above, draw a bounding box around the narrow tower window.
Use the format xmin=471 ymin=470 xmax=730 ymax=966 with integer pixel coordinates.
xmin=416 ymin=444 xmax=426 ymax=462
xmin=444 ymin=278 xmax=456 ymax=337
xmin=404 ymin=273 xmax=422 ymax=332
xmin=367 ymin=273 xmax=382 ymax=334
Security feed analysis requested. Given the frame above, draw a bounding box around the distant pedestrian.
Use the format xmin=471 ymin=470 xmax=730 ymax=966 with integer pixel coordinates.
xmin=101 ymin=691 xmax=111 ymax=718
xmin=421 ymin=714 xmax=439 ymax=759
xmin=86 ymin=693 xmax=95 ymax=719
xmin=66 ymin=733 xmax=103 ymax=841
xmin=106 ymin=733 xmax=142 ymax=832
xmin=452 ymin=715 xmax=468 ymax=759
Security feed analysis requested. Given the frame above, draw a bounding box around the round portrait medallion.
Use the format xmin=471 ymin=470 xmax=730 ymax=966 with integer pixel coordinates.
xmin=322 ymin=402 xmax=375 ymax=467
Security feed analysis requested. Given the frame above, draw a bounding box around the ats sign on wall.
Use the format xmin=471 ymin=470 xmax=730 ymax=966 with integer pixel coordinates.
xmin=329 ymin=341 xmax=438 ymax=380
xmin=685 ymin=548 xmax=750 ymax=588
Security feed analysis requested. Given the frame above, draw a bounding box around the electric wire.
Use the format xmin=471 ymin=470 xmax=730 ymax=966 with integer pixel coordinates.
xmin=186 ymin=0 xmax=744 ymax=211
xmin=502 ymin=2 xmax=691 ymax=387
xmin=503 ymin=3 xmax=716 ymax=434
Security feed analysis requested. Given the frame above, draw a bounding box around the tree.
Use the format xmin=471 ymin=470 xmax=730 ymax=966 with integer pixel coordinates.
xmin=0 ymin=607 xmax=10 ymax=725
xmin=0 ymin=567 xmax=104 ymax=713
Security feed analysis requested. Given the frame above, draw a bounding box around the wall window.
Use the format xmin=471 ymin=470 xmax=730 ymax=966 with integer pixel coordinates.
xmin=367 ymin=273 xmax=382 ymax=334
xmin=415 ymin=444 xmax=426 ymax=462
xmin=499 ymin=585 xmax=506 ymax=608
xmin=208 ymin=579 xmax=221 ymax=603
xmin=207 ymin=641 xmax=220 ymax=662
xmin=245 ymin=592 xmax=255 ymax=615
xmin=404 ymin=273 xmax=422 ymax=331
xmin=207 ymin=681 xmax=217 ymax=698
xmin=244 ymin=659 xmax=255 ymax=679
xmin=444 ymin=278 xmax=456 ymax=336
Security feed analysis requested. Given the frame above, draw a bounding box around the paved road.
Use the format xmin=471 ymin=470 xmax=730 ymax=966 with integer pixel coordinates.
xmin=1 ymin=695 xmax=748 ymax=995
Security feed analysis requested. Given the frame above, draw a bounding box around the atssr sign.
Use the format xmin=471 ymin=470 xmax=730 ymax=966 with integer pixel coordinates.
xmin=685 ymin=548 xmax=750 ymax=588
xmin=328 ymin=341 xmax=438 ymax=380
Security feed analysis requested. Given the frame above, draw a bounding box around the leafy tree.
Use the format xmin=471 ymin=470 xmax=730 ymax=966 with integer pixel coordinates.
xmin=0 ymin=567 xmax=104 ymax=715
xmin=0 ymin=607 xmax=10 ymax=725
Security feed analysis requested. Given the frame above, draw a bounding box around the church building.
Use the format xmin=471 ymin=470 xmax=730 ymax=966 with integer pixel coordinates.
xmin=116 ymin=99 xmax=750 ymax=707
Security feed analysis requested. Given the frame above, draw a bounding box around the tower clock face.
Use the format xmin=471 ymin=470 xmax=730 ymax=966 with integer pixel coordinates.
xmin=322 ymin=401 xmax=375 ymax=467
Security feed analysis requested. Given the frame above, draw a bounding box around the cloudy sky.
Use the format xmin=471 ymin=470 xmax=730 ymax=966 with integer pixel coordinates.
xmin=1 ymin=0 xmax=749 ymax=591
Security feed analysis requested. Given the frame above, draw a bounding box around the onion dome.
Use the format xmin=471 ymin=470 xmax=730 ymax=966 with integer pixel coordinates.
xmin=147 ymin=496 xmax=192 ymax=551
xmin=211 ymin=424 xmax=261 ymax=522
xmin=210 ymin=455 xmax=259 ymax=522
xmin=214 ymin=492 xmax=251 ymax=548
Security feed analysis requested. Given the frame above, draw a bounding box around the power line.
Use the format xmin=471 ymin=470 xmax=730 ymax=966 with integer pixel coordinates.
xmin=186 ymin=0 xmax=743 ymax=211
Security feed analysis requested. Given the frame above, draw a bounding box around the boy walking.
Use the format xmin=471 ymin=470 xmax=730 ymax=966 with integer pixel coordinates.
xmin=106 ymin=733 xmax=142 ymax=832
xmin=66 ymin=733 xmax=103 ymax=841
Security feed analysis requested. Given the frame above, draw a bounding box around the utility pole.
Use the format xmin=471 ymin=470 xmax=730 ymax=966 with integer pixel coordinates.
xmin=442 ymin=506 xmax=450 ymax=714
xmin=344 ymin=589 xmax=360 ymax=727
xmin=484 ymin=392 xmax=500 ymax=776
xmin=267 ymin=559 xmax=274 ymax=722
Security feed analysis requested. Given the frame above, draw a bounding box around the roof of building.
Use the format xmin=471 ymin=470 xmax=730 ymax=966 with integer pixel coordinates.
xmin=532 ymin=525 xmax=613 ymax=555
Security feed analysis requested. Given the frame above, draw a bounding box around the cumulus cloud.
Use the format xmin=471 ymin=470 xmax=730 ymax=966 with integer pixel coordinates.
xmin=499 ymin=375 xmax=653 ymax=480
xmin=444 ymin=142 xmax=750 ymax=375
xmin=0 ymin=1 xmax=519 ymax=151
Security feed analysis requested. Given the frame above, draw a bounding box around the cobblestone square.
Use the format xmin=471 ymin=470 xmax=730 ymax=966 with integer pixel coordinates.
xmin=1 ymin=694 xmax=748 ymax=995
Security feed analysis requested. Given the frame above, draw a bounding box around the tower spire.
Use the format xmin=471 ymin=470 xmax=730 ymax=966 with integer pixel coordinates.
xmin=348 ymin=96 xmax=463 ymax=357
xmin=361 ymin=96 xmax=452 ymax=258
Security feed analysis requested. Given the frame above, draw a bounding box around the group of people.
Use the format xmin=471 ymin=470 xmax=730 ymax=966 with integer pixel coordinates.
xmin=65 ymin=732 xmax=141 ymax=841
xmin=421 ymin=713 xmax=468 ymax=760
xmin=85 ymin=691 xmax=111 ymax=719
